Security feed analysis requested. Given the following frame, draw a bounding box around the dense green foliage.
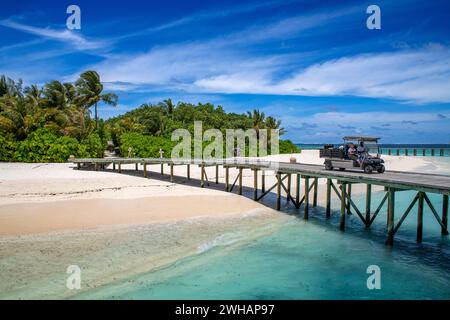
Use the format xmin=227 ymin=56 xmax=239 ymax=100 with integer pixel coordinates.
xmin=107 ymin=101 xmax=300 ymax=157
xmin=0 ymin=71 xmax=115 ymax=162
xmin=0 ymin=74 xmax=299 ymax=162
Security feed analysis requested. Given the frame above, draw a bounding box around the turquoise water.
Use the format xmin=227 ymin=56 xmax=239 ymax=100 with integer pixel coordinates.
xmin=76 ymin=191 xmax=450 ymax=300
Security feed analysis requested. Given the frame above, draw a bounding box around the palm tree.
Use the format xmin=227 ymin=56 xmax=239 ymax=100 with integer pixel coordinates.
xmin=75 ymin=71 xmax=118 ymax=129
xmin=160 ymin=98 xmax=175 ymax=117
xmin=265 ymin=116 xmax=285 ymax=136
xmin=247 ymin=109 xmax=266 ymax=137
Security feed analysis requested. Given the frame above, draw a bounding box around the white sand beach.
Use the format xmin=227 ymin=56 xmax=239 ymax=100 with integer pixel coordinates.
xmin=0 ymin=150 xmax=449 ymax=299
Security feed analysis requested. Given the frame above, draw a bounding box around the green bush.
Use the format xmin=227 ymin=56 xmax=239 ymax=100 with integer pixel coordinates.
xmin=279 ymin=139 xmax=301 ymax=154
xmin=119 ymin=132 xmax=176 ymax=158
xmin=0 ymin=133 xmax=18 ymax=161
xmin=81 ymin=133 xmax=104 ymax=158
xmin=14 ymin=128 xmax=90 ymax=162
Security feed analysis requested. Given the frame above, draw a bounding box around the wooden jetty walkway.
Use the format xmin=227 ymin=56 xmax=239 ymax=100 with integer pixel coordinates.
xmin=72 ymin=157 xmax=450 ymax=246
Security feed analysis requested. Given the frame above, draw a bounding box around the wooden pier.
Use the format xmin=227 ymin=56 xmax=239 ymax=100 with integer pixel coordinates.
xmin=72 ymin=157 xmax=450 ymax=246
xmin=375 ymin=148 xmax=450 ymax=157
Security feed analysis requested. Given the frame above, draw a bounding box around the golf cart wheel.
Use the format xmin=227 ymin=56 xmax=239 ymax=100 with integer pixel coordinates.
xmin=325 ymin=161 xmax=333 ymax=170
xmin=377 ymin=165 xmax=385 ymax=173
xmin=339 ymin=168 xmax=346 ymax=171
xmin=364 ymin=165 xmax=373 ymax=174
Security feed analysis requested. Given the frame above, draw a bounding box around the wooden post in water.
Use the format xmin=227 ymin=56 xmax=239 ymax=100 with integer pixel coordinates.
xmin=386 ymin=188 xmax=396 ymax=245
xmin=440 ymin=149 xmax=444 ymax=156
xmin=346 ymin=184 xmax=352 ymax=215
xmin=238 ymin=167 xmax=243 ymax=195
xmin=396 ymin=149 xmax=400 ymax=156
xmin=143 ymin=163 xmax=147 ymax=177
xmin=304 ymin=176 xmax=310 ymax=219
xmin=187 ymin=164 xmax=190 ymax=180
xmin=170 ymin=163 xmax=174 ymax=182
xmin=112 ymin=163 xmax=115 ymax=171
xmin=340 ymin=182 xmax=347 ymax=231
xmin=422 ymin=149 xmax=426 ymax=156
xmin=160 ymin=163 xmax=164 ymax=175
xmin=313 ymin=177 xmax=318 ymax=207
xmin=417 ymin=192 xmax=424 ymax=243
xmin=365 ymin=184 xmax=372 ymax=227
xmin=442 ymin=194 xmax=448 ymax=236
xmin=215 ymin=165 xmax=219 ymax=184
xmin=253 ymin=169 xmax=258 ymax=200
xmin=296 ymin=174 xmax=301 ymax=209
xmin=225 ymin=167 xmax=229 ymax=192
xmin=135 ymin=163 xmax=138 ymax=171
xmin=286 ymin=174 xmax=292 ymax=203
xmin=388 ymin=149 xmax=391 ymax=155
xmin=431 ymin=149 xmax=435 ymax=156
xmin=413 ymin=149 xmax=417 ymax=156
xmin=326 ymin=179 xmax=331 ymax=217
xmin=276 ymin=172 xmax=281 ymax=211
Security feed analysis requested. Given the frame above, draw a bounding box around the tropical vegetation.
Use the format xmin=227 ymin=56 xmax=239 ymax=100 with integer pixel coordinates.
xmin=0 ymin=71 xmax=299 ymax=162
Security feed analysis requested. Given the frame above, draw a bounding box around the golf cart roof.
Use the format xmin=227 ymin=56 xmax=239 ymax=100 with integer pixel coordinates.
xmin=343 ymin=136 xmax=380 ymax=142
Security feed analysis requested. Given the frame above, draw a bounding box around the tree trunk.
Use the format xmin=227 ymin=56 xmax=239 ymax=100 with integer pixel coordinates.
xmin=94 ymin=102 xmax=98 ymax=129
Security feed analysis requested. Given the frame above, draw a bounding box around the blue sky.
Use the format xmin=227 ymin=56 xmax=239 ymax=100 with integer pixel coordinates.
xmin=1 ymin=0 xmax=449 ymax=143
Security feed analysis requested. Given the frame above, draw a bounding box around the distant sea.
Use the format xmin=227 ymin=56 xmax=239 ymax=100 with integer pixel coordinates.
xmin=296 ymin=144 xmax=450 ymax=156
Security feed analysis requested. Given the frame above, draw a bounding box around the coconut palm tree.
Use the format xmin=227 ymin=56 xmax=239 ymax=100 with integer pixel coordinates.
xmin=75 ymin=71 xmax=118 ymax=129
xmin=265 ymin=116 xmax=285 ymax=136
xmin=247 ymin=109 xmax=266 ymax=137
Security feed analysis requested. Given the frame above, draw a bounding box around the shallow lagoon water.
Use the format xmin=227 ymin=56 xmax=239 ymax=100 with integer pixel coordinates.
xmin=76 ymin=191 xmax=450 ymax=299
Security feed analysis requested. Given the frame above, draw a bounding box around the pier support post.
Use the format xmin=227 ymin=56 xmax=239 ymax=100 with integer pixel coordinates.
xmin=143 ymin=163 xmax=147 ymax=177
xmin=253 ymin=169 xmax=258 ymax=200
xmin=225 ymin=167 xmax=229 ymax=192
xmin=276 ymin=173 xmax=281 ymax=211
xmin=417 ymin=192 xmax=424 ymax=243
xmin=200 ymin=165 xmax=205 ymax=188
xmin=160 ymin=163 xmax=164 ymax=175
xmin=94 ymin=163 xmax=98 ymax=171
xmin=170 ymin=164 xmax=174 ymax=182
xmin=386 ymin=188 xmax=396 ymax=245
xmin=112 ymin=163 xmax=115 ymax=171
xmin=304 ymin=176 xmax=310 ymax=219
xmin=340 ymin=183 xmax=347 ymax=231
xmin=118 ymin=163 xmax=121 ymax=173
xmin=365 ymin=184 xmax=372 ymax=227
xmin=135 ymin=163 xmax=138 ymax=171
xmin=215 ymin=165 xmax=219 ymax=184
xmin=313 ymin=178 xmax=318 ymax=207
xmin=287 ymin=174 xmax=292 ymax=203
xmin=261 ymin=171 xmax=265 ymax=193
xmin=77 ymin=163 xmax=81 ymax=170
xmin=326 ymin=179 xmax=331 ymax=218
xmin=346 ymin=184 xmax=352 ymax=215
xmin=187 ymin=164 xmax=190 ymax=180
xmin=296 ymin=174 xmax=301 ymax=209
xmin=238 ymin=168 xmax=243 ymax=195
xmin=442 ymin=194 xmax=448 ymax=236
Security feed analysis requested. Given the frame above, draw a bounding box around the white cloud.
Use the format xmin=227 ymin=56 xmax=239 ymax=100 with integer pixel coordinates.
xmin=195 ymin=45 xmax=450 ymax=104
xmin=0 ymin=19 xmax=106 ymax=50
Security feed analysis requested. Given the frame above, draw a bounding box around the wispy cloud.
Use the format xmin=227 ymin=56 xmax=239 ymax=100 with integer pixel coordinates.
xmin=0 ymin=19 xmax=106 ymax=50
xmin=196 ymin=45 xmax=450 ymax=103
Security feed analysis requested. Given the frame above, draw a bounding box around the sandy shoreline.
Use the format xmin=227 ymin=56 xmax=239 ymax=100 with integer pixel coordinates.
xmin=0 ymin=195 xmax=263 ymax=236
